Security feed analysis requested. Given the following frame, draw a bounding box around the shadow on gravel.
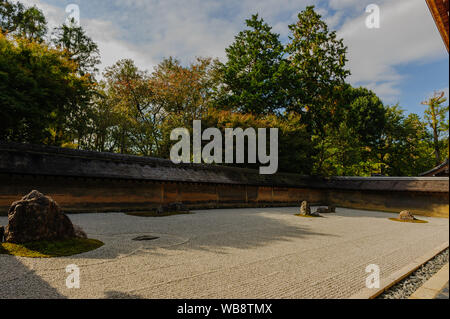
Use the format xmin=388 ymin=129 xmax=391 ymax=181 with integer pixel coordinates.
xmin=0 ymin=255 xmax=66 ymax=299
xmin=2 ymin=206 xmax=410 ymax=262
xmin=162 ymin=208 xmax=337 ymax=254
xmin=64 ymin=208 xmax=337 ymax=258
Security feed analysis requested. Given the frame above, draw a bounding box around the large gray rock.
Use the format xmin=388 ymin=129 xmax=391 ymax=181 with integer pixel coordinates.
xmin=4 ymin=190 xmax=76 ymax=244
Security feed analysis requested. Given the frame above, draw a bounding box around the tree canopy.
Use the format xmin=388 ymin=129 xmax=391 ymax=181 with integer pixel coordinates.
xmin=0 ymin=0 xmax=47 ymax=41
xmin=1 ymin=2 xmax=447 ymax=177
xmin=0 ymin=32 xmax=91 ymax=144
xmin=217 ymin=14 xmax=292 ymax=115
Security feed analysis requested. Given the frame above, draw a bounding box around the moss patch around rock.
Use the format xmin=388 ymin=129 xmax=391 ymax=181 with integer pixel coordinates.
xmin=294 ymin=214 xmax=323 ymax=218
xmin=0 ymin=238 xmax=104 ymax=258
xmin=388 ymin=218 xmax=428 ymax=224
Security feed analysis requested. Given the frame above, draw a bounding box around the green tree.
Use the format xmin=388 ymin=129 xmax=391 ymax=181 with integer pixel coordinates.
xmin=378 ymin=105 xmax=435 ymax=176
xmin=341 ymin=86 xmax=386 ymax=145
xmin=0 ymin=0 xmax=47 ymax=41
xmin=0 ymin=33 xmax=91 ymax=144
xmin=51 ymin=18 xmax=101 ymax=77
xmin=80 ymin=83 xmax=127 ymax=153
xmin=216 ymin=14 xmax=292 ymax=115
xmin=49 ymin=19 xmax=101 ymax=149
xmin=202 ymin=109 xmax=311 ymax=173
xmin=421 ymin=91 xmax=449 ymax=165
xmin=312 ymin=121 xmax=383 ymax=176
xmin=286 ymin=6 xmax=350 ymax=134
xmin=309 ymin=86 xmax=386 ymax=176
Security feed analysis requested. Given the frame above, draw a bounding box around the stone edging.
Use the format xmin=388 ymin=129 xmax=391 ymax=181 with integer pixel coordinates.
xmin=349 ymin=241 xmax=449 ymax=299
xmin=409 ymin=263 xmax=449 ymax=299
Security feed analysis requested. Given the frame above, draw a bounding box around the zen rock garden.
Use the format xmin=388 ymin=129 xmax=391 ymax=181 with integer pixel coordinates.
xmin=0 ymin=189 xmax=444 ymax=299
xmin=0 ymin=194 xmax=448 ymax=299
xmin=0 ymin=192 xmax=427 ymax=255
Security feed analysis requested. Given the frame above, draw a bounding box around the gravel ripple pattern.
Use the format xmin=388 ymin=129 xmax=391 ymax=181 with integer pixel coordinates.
xmin=1 ymin=208 xmax=448 ymax=299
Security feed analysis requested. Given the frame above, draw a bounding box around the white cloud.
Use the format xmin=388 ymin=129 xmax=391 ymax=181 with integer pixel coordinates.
xmin=10 ymin=0 xmax=448 ymax=105
xmin=95 ymin=0 xmax=310 ymax=64
xmin=337 ymin=0 xmax=447 ymax=102
xmin=329 ymin=0 xmax=364 ymax=10
xmin=366 ymin=82 xmax=402 ymax=104
xmin=12 ymin=0 xmax=156 ymax=73
xmin=82 ymin=19 xmax=156 ymax=73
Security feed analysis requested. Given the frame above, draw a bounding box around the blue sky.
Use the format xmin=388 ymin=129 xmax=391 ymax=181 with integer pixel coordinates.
xmin=18 ymin=0 xmax=449 ymax=117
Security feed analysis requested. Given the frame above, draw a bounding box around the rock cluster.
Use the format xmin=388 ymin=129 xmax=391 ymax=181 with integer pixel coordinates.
xmin=300 ymin=201 xmax=336 ymax=216
xmin=4 ymin=190 xmax=85 ymax=244
xmin=300 ymin=201 xmax=320 ymax=217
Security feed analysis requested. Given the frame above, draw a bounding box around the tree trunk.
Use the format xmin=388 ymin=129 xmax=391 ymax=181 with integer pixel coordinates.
xmin=433 ymin=125 xmax=441 ymax=166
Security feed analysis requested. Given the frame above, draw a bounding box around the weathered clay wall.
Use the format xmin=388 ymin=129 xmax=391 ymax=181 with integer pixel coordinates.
xmin=0 ymin=142 xmax=448 ymax=217
xmin=0 ymin=174 xmax=326 ymax=213
xmin=322 ymin=189 xmax=448 ymax=218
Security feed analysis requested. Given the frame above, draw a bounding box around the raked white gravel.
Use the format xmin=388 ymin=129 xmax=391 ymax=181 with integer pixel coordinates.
xmin=0 ymin=207 xmax=448 ymax=299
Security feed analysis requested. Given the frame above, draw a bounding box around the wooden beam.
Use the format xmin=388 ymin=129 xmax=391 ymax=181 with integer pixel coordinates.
xmin=426 ymin=0 xmax=449 ymax=52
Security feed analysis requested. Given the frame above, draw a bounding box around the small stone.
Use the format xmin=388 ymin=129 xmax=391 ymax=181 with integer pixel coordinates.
xmin=399 ymin=210 xmax=415 ymax=221
xmin=73 ymin=224 xmax=87 ymax=239
xmin=156 ymin=205 xmax=164 ymax=214
xmin=315 ymin=205 xmax=336 ymax=214
xmin=315 ymin=207 xmax=329 ymax=214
